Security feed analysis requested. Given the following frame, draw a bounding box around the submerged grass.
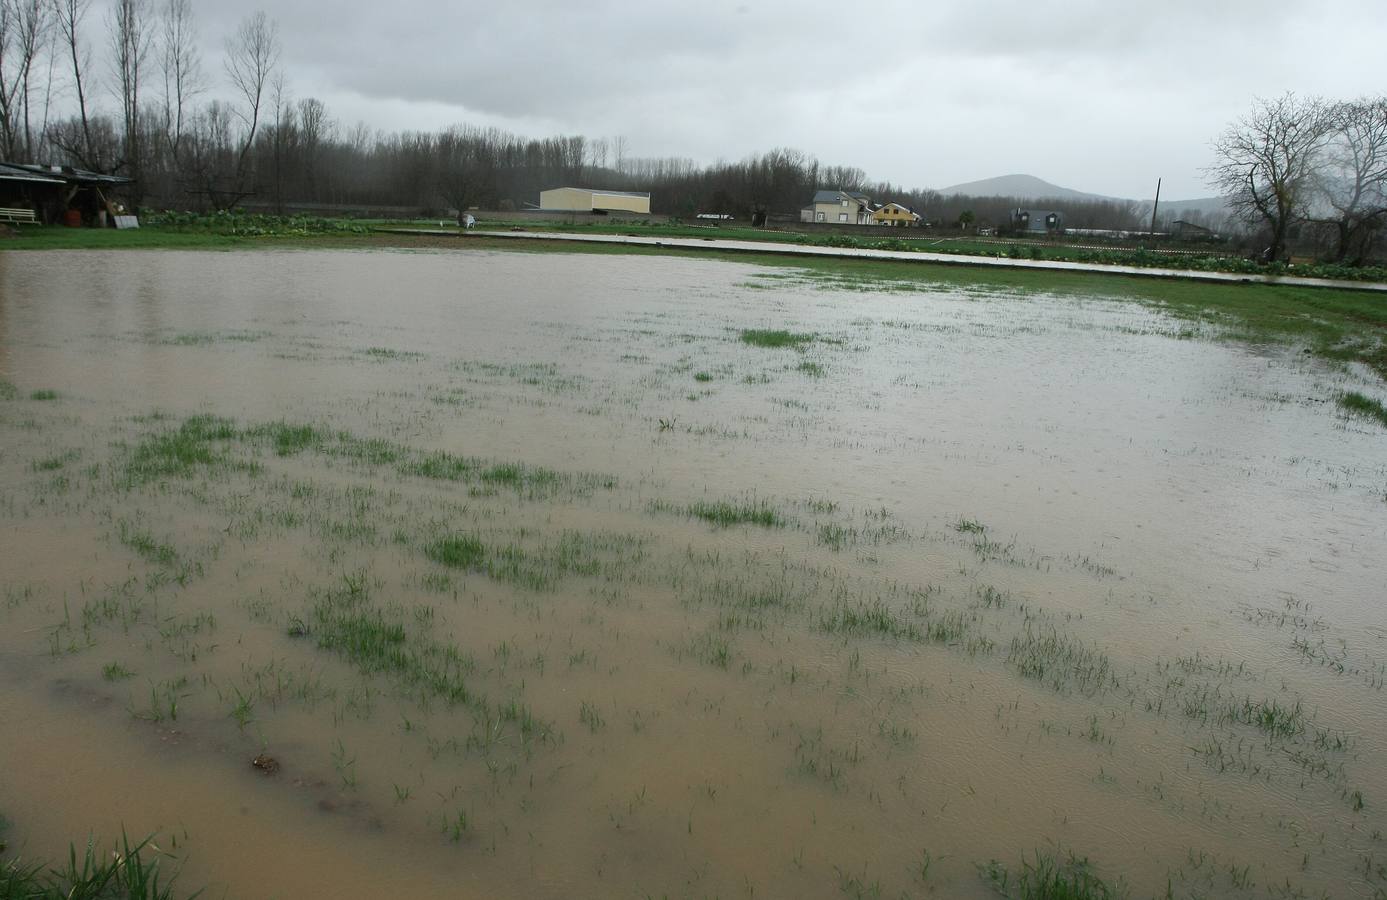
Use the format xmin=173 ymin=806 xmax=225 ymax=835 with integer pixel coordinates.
xmin=1338 ymin=390 xmax=1387 ymax=427
xmin=124 ymin=415 xmax=614 ymax=497
xmin=686 ymin=498 xmax=786 ymax=528
xmin=1008 ymin=626 xmax=1117 ymax=696
xmin=115 ymin=520 xmax=180 ymax=568
xmin=425 ymin=534 xmax=487 ymax=570
xmin=423 ymin=529 xmax=646 ymax=592
xmin=123 ymin=414 xmax=247 ymax=483
xmin=740 ymin=329 xmax=817 ymax=349
xmin=430 ymin=235 xmax=1387 ymax=378
xmin=309 ymin=574 xmax=476 ymax=704
xmin=981 ymin=848 xmax=1127 ymax=899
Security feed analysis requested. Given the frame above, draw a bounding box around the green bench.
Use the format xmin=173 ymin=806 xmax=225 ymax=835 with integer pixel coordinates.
xmin=0 ymin=207 xmax=39 ymax=225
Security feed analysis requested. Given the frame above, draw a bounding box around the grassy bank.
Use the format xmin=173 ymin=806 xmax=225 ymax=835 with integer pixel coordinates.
xmin=476 ymin=218 xmax=1187 ymax=258
xmin=5 ymin=224 xmax=1385 ymax=380
xmin=475 ymin=218 xmax=1387 ymax=282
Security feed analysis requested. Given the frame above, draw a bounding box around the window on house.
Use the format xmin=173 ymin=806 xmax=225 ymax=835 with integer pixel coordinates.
xmin=841 ymin=199 xmax=848 ymax=207
xmin=839 ymin=213 xmax=848 ymax=222
xmin=816 ymin=212 xmax=825 ymax=222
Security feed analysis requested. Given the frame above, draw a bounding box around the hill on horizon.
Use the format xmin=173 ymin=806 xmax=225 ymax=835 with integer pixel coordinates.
xmin=936 ymin=173 xmax=1230 ymax=221
xmin=937 ymin=174 xmax=1113 ymax=202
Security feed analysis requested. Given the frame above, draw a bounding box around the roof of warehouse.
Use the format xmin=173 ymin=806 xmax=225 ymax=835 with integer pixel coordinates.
xmin=546 ymin=186 xmax=651 ymax=199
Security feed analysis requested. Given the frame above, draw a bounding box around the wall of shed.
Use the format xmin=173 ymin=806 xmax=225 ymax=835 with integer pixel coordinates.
xmin=590 ymin=193 xmax=650 ymax=214
xmin=539 ymin=188 xmax=594 ymax=212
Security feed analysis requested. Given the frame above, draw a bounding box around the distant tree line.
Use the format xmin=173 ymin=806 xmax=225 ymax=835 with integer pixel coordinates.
xmin=6 ymin=4 xmax=1381 ymax=262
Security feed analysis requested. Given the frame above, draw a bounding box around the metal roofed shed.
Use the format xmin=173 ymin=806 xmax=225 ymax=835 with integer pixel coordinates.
xmin=0 ymin=163 xmax=65 ymax=186
xmin=0 ymin=164 xmax=134 ymax=226
xmin=539 ymin=187 xmax=651 ymax=214
xmin=0 ymin=164 xmax=64 ymax=225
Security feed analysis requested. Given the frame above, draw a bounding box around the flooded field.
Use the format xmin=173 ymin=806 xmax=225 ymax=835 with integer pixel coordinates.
xmin=2 ymin=247 xmax=1385 ymax=898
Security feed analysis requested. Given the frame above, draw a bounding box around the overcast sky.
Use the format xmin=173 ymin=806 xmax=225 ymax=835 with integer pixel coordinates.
xmin=89 ymin=1 xmax=1387 ymax=200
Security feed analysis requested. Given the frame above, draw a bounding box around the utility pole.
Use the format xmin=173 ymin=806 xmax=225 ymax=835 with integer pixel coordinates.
xmin=1149 ymin=177 xmax=1162 ymax=239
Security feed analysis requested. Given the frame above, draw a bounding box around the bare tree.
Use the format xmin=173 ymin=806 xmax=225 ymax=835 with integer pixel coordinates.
xmin=0 ymin=0 xmax=18 ymax=158
xmin=51 ymin=0 xmax=96 ymax=168
xmin=296 ymin=96 xmax=330 ymax=197
xmin=2 ymin=0 xmax=49 ymax=161
xmin=612 ymin=134 xmax=627 ymax=173
xmin=436 ymin=124 xmax=498 ymax=221
xmin=36 ymin=10 xmax=57 ymax=148
xmin=346 ymin=119 xmax=370 ymax=155
xmin=16 ymin=0 xmax=47 ymax=159
xmin=1208 ymin=93 xmax=1332 ymax=263
xmin=224 ymin=10 xmax=278 ymax=183
xmin=158 ymin=0 xmax=200 ymax=165
xmin=182 ymin=98 xmax=234 ymax=208
xmin=266 ymin=67 xmax=290 ymax=212
xmin=110 ymin=0 xmax=150 ymax=196
xmin=1310 ymin=98 xmax=1387 ymax=264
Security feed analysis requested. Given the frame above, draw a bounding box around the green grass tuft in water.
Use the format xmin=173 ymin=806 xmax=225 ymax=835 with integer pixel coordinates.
xmin=1338 ymin=390 xmax=1387 ymax=427
xmin=425 ymin=534 xmax=487 ymax=570
xmin=740 ymin=329 xmax=817 ymax=349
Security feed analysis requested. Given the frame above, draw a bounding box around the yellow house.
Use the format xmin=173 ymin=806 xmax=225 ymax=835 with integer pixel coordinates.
xmin=539 ymin=187 xmax=651 ymax=214
xmin=871 ymin=202 xmax=921 ymax=227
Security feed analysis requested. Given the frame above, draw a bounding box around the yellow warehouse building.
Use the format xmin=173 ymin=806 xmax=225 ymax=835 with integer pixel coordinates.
xmin=539 ymin=187 xmax=651 ymax=214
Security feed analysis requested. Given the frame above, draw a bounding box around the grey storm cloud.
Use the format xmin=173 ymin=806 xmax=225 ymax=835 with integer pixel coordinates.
xmin=152 ymin=0 xmax=1387 ymax=198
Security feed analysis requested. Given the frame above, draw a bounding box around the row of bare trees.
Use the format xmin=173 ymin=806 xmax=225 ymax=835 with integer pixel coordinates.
xmin=1 ymin=0 xmax=281 ymax=208
xmin=9 ymin=3 xmax=1382 ymax=262
xmin=1209 ymin=93 xmax=1387 ymax=263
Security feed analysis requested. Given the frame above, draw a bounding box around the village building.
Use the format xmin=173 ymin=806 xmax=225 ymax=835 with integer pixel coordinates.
xmin=539 ymin=187 xmax=651 ymax=214
xmin=800 ymin=190 xmax=872 ymax=225
xmin=871 ymin=202 xmax=921 ymax=227
xmin=1010 ymin=208 xmax=1064 ymax=234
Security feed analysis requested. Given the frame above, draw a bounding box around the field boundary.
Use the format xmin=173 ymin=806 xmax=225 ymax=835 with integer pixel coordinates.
xmin=380 ymin=227 xmax=1387 ymax=293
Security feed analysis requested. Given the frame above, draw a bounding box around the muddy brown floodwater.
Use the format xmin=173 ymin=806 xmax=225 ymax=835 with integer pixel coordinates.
xmin=1 ymin=247 xmax=1385 ymax=899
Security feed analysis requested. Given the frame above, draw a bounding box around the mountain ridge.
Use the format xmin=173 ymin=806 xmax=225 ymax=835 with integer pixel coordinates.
xmin=937 ymin=173 xmax=1224 ymax=213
